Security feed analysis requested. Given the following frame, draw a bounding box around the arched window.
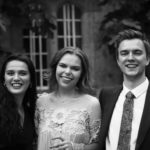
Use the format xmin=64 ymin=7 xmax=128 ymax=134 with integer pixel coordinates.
xmin=57 ymin=3 xmax=82 ymax=49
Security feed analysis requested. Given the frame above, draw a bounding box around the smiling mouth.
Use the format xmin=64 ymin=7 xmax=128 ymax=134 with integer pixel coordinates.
xmin=12 ymin=83 xmax=22 ymax=88
xmin=61 ymin=76 xmax=72 ymax=81
xmin=126 ymin=64 xmax=137 ymax=68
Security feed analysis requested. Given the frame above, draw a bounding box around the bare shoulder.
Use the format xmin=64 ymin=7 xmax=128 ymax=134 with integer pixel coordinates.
xmin=83 ymin=94 xmax=100 ymax=106
xmin=83 ymin=94 xmax=101 ymax=115
xmin=36 ymin=92 xmax=53 ymax=106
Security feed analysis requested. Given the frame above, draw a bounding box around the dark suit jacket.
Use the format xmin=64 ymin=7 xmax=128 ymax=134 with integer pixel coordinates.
xmin=99 ymin=84 xmax=150 ymax=150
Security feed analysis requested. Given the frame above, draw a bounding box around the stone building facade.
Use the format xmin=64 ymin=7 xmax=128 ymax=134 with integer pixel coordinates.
xmin=0 ymin=0 xmax=122 ymax=93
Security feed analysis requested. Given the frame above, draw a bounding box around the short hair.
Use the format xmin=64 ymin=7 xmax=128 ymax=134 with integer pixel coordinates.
xmin=49 ymin=47 xmax=94 ymax=94
xmin=114 ymin=29 xmax=150 ymax=59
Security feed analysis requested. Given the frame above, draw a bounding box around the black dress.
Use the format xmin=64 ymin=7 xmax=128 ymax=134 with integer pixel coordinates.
xmin=0 ymin=108 xmax=35 ymax=150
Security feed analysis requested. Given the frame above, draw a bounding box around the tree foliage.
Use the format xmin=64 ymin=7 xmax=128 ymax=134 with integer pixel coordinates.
xmin=99 ymin=0 xmax=150 ymax=50
xmin=98 ymin=0 xmax=150 ymax=77
xmin=0 ymin=0 xmax=56 ymax=37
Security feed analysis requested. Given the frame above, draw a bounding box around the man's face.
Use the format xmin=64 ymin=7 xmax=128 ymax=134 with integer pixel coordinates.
xmin=117 ymin=39 xmax=149 ymax=80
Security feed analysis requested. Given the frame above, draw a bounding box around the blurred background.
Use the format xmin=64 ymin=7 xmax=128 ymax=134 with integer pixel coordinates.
xmin=0 ymin=0 xmax=150 ymax=94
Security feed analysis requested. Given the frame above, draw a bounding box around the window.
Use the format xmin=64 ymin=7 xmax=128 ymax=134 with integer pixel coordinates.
xmin=57 ymin=3 xmax=82 ymax=49
xmin=23 ymin=28 xmax=49 ymax=91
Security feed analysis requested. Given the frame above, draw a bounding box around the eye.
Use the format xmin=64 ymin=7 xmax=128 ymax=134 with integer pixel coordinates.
xmin=71 ymin=66 xmax=81 ymax=71
xmin=120 ymin=50 xmax=129 ymax=56
xmin=6 ymin=70 xmax=14 ymax=76
xmin=133 ymin=50 xmax=143 ymax=55
xmin=58 ymin=63 xmax=67 ymax=68
xmin=19 ymin=71 xmax=28 ymax=76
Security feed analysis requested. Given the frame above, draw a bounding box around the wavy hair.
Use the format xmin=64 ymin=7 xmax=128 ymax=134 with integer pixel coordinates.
xmin=49 ymin=47 xmax=95 ymax=95
xmin=0 ymin=54 xmax=37 ymax=142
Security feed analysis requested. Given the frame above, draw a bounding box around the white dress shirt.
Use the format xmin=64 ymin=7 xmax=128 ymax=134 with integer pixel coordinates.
xmin=106 ymin=78 xmax=149 ymax=150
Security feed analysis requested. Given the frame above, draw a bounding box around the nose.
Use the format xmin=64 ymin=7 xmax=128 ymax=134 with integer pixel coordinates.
xmin=65 ymin=67 xmax=71 ymax=74
xmin=128 ymin=52 xmax=134 ymax=60
xmin=13 ymin=73 xmax=20 ymax=80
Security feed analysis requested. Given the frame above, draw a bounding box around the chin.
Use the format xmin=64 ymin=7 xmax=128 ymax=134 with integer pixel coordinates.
xmin=10 ymin=90 xmax=25 ymax=95
xmin=125 ymin=70 xmax=138 ymax=75
xmin=125 ymin=73 xmax=141 ymax=79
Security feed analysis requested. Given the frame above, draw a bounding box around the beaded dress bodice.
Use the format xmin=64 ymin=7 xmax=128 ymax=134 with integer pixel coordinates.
xmin=35 ymin=93 xmax=100 ymax=150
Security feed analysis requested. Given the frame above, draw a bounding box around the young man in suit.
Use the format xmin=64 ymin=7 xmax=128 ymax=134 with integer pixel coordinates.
xmin=99 ymin=29 xmax=150 ymax=150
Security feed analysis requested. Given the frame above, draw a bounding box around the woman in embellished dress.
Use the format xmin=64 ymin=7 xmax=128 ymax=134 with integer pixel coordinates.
xmin=35 ymin=47 xmax=101 ymax=150
xmin=0 ymin=54 xmax=37 ymax=150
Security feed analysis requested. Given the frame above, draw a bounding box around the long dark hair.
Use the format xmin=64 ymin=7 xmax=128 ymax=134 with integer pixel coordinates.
xmin=49 ymin=47 xmax=95 ymax=95
xmin=0 ymin=54 xmax=37 ymax=142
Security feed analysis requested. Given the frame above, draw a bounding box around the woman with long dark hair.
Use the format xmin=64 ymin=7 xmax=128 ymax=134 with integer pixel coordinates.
xmin=0 ymin=54 xmax=37 ymax=150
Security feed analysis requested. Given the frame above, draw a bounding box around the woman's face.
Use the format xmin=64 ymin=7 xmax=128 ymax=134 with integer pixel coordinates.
xmin=4 ymin=60 xmax=31 ymax=97
xmin=56 ymin=53 xmax=82 ymax=90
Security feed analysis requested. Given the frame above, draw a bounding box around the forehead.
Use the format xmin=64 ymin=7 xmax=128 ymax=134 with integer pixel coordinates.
xmin=59 ymin=53 xmax=81 ymax=65
xmin=6 ymin=60 xmax=28 ymax=70
xmin=118 ymin=39 xmax=145 ymax=51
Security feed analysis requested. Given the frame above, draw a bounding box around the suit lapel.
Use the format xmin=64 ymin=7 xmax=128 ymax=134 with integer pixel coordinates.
xmin=102 ymin=86 xmax=122 ymax=139
xmin=136 ymin=84 xmax=150 ymax=150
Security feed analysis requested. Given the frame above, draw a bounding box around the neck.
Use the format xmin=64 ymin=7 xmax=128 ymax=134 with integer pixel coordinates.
xmin=13 ymin=94 xmax=25 ymax=127
xmin=56 ymin=89 xmax=78 ymax=98
xmin=124 ymin=75 xmax=146 ymax=90
xmin=14 ymin=94 xmax=24 ymax=109
xmin=54 ymin=88 xmax=80 ymax=103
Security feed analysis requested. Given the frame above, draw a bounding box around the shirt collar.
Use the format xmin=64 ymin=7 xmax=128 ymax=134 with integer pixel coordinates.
xmin=123 ymin=78 xmax=149 ymax=98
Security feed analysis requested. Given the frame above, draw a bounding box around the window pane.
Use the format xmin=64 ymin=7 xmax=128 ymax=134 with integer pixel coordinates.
xmin=76 ymin=38 xmax=82 ymax=48
xmin=36 ymin=71 xmax=40 ymax=86
xmin=70 ymin=37 xmax=73 ymax=46
xmin=69 ymin=21 xmax=73 ymax=35
xmin=66 ymin=4 xmax=72 ymax=19
xmin=42 ymin=38 xmax=46 ymax=52
xmin=43 ymin=79 xmax=48 ymax=86
xmin=57 ymin=21 xmax=64 ymax=35
xmin=57 ymin=7 xmax=63 ymax=18
xmin=35 ymin=55 xmax=40 ymax=69
xmin=75 ymin=22 xmax=81 ymax=35
xmin=42 ymin=55 xmax=47 ymax=69
xmin=58 ymin=38 xmax=64 ymax=49
xmin=23 ymin=38 xmax=30 ymax=52
xmin=75 ymin=7 xmax=81 ymax=19
xmin=35 ymin=38 xmax=39 ymax=52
